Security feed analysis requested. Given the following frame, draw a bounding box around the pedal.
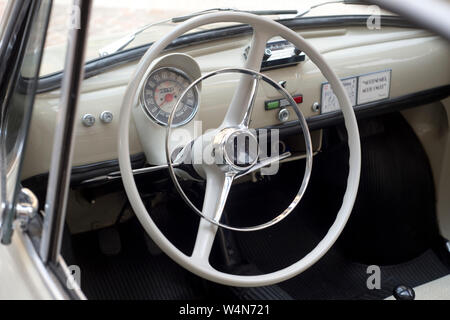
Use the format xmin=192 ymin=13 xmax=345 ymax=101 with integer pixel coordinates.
xmin=97 ymin=227 xmax=121 ymax=256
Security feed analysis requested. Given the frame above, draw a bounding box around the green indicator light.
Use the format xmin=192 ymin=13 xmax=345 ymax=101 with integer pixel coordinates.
xmin=265 ymin=100 xmax=280 ymax=110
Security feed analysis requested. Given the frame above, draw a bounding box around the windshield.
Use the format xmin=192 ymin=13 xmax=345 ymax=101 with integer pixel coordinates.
xmin=0 ymin=0 xmax=391 ymax=77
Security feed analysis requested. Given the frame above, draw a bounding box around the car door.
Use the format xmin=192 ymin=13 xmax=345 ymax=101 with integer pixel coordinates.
xmin=0 ymin=0 xmax=92 ymax=299
xmin=0 ymin=0 xmax=66 ymax=299
xmin=0 ymin=0 xmax=53 ymax=243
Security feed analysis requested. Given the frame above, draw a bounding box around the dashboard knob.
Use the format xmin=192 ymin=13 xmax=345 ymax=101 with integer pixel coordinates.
xmin=263 ymin=48 xmax=272 ymax=61
xmin=278 ymin=108 xmax=290 ymax=123
xmin=82 ymin=114 xmax=95 ymax=127
xmin=100 ymin=111 xmax=114 ymax=123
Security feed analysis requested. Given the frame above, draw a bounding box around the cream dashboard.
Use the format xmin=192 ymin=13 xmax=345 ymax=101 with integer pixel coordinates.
xmin=21 ymin=17 xmax=450 ymax=180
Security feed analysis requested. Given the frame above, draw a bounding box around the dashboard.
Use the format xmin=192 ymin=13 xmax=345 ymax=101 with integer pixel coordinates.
xmin=21 ymin=19 xmax=450 ymax=179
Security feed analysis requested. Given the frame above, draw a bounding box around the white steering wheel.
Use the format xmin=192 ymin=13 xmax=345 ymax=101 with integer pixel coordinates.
xmin=118 ymin=12 xmax=361 ymax=287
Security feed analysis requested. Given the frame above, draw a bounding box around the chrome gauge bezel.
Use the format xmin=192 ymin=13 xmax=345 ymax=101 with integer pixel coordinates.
xmin=140 ymin=67 xmax=199 ymax=127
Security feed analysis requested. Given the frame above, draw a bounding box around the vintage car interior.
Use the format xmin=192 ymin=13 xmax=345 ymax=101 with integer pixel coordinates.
xmin=1 ymin=0 xmax=449 ymax=300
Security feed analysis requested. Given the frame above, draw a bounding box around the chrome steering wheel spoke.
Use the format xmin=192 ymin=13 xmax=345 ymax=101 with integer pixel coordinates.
xmin=235 ymin=151 xmax=292 ymax=180
xmin=191 ymin=169 xmax=235 ymax=262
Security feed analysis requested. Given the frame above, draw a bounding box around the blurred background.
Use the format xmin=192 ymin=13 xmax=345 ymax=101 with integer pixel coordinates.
xmin=0 ymin=0 xmax=334 ymax=47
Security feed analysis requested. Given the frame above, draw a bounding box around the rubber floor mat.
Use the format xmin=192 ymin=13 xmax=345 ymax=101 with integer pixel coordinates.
xmin=69 ymin=219 xmax=206 ymax=300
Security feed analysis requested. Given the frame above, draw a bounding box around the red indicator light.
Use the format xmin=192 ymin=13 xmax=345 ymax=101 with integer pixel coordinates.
xmin=294 ymin=95 xmax=303 ymax=104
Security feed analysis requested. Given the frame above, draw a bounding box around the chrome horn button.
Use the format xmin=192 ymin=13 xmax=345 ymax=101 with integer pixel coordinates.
xmin=221 ymin=128 xmax=259 ymax=171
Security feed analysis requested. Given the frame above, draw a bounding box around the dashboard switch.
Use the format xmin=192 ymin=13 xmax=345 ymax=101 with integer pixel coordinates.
xmin=293 ymin=95 xmax=303 ymax=104
xmin=266 ymin=100 xmax=280 ymax=110
xmin=265 ymin=95 xmax=303 ymax=110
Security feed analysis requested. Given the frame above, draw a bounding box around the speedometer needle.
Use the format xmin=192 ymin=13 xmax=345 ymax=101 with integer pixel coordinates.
xmin=158 ymin=93 xmax=174 ymax=108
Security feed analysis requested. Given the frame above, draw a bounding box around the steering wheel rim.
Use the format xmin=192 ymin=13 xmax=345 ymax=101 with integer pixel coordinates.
xmin=118 ymin=12 xmax=361 ymax=287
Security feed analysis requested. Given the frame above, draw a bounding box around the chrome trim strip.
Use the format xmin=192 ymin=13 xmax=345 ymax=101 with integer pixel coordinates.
xmin=57 ymin=255 xmax=87 ymax=300
xmin=40 ymin=0 xmax=92 ymax=263
xmin=79 ymin=162 xmax=181 ymax=185
xmin=20 ymin=230 xmax=67 ymax=300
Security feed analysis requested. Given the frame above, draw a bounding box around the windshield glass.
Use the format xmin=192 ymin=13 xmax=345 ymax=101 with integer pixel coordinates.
xmin=7 ymin=0 xmax=390 ymax=77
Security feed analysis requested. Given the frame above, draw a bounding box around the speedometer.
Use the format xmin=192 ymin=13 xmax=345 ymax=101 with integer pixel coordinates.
xmin=141 ymin=67 xmax=199 ymax=127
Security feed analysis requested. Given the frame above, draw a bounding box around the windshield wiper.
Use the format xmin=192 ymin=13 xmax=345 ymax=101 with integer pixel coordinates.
xmin=171 ymin=8 xmax=298 ymax=23
xmin=98 ymin=1 xmax=366 ymax=57
xmin=98 ymin=8 xmax=298 ymax=57
xmin=294 ymin=0 xmax=365 ymax=18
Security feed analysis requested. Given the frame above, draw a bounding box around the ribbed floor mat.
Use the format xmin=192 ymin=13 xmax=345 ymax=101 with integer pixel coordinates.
xmin=69 ymin=219 xmax=205 ymax=300
xmin=239 ymin=241 xmax=449 ymax=300
xmin=225 ymin=113 xmax=449 ymax=299
xmin=229 ymin=189 xmax=449 ymax=300
xmin=73 ymin=218 xmax=448 ymax=300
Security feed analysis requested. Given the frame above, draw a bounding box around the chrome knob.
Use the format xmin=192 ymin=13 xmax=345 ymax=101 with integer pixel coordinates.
xmin=312 ymin=102 xmax=320 ymax=112
xmin=263 ymin=48 xmax=272 ymax=61
xmin=278 ymin=108 xmax=290 ymax=123
xmin=99 ymin=111 xmax=113 ymax=123
xmin=82 ymin=114 xmax=95 ymax=127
